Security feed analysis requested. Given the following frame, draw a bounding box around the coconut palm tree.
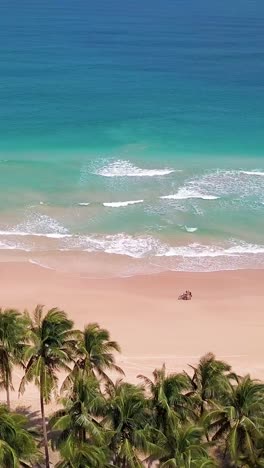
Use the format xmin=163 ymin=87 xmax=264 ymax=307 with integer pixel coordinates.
xmin=104 ymin=380 xmax=163 ymax=467
xmin=138 ymin=364 xmax=192 ymax=433
xmin=54 ymin=440 xmax=108 ymax=468
xmin=159 ymin=424 xmax=215 ymax=468
xmin=51 ymin=372 xmax=106 ymax=448
xmin=0 ymin=404 xmax=39 ymax=467
xmin=63 ymin=323 xmax=124 ymax=387
xmin=186 ymin=353 xmax=232 ymax=419
xmin=0 ymin=308 xmax=29 ymax=409
xmin=203 ymin=375 xmax=264 ymax=466
xmin=19 ymin=305 xmax=76 ymax=468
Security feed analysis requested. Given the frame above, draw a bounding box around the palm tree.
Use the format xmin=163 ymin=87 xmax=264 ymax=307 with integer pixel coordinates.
xmin=104 ymin=380 xmax=162 ymax=467
xmin=203 ymin=375 xmax=264 ymax=466
xmin=186 ymin=353 xmax=232 ymax=418
xmin=51 ymin=372 xmax=105 ymax=449
xmin=54 ymin=441 xmax=108 ymax=468
xmin=0 ymin=404 xmax=39 ymax=467
xmin=138 ymin=364 xmax=192 ymax=433
xmin=19 ymin=305 xmax=76 ymax=468
xmin=51 ymin=371 xmax=112 ymax=467
xmin=64 ymin=323 xmax=124 ymax=385
xmin=0 ymin=308 xmax=29 ymax=409
xmin=159 ymin=424 xmax=215 ymax=467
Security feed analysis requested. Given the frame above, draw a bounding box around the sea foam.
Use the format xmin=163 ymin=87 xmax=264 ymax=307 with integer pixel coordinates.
xmin=0 ymin=240 xmax=30 ymax=251
xmin=0 ymin=213 xmax=70 ymax=239
xmin=183 ymin=169 xmax=264 ymax=201
xmin=239 ymin=170 xmax=264 ymax=177
xmin=62 ymin=234 xmax=264 ymax=260
xmin=0 ymin=230 xmax=71 ymax=239
xmin=158 ymin=242 xmax=264 ymax=258
xmin=160 ymin=188 xmax=219 ymax=200
xmin=103 ymin=199 xmax=144 ymax=208
xmin=184 ymin=226 xmax=198 ymax=233
xmin=94 ymin=160 xmax=175 ymax=177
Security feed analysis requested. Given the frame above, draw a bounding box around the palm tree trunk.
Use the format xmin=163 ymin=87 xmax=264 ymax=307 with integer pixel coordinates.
xmin=6 ymin=369 xmax=10 ymax=410
xmin=40 ymin=375 xmax=50 ymax=468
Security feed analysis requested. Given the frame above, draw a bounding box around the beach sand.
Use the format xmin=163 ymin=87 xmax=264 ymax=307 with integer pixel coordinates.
xmin=0 ymin=261 xmax=263 ymax=412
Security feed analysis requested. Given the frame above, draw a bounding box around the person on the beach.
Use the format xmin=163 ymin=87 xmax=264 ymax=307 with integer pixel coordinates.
xmin=178 ymin=290 xmax=192 ymax=300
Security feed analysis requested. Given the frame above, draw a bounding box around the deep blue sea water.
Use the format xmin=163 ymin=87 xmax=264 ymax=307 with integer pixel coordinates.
xmin=0 ymin=0 xmax=263 ymax=274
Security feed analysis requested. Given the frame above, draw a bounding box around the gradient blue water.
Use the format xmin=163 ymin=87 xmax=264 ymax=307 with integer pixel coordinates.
xmin=1 ymin=0 xmax=264 ymax=155
xmin=0 ymin=0 xmax=263 ymax=272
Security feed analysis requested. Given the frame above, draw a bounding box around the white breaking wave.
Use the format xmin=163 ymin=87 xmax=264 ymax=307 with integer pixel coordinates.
xmin=66 ymin=233 xmax=164 ymax=258
xmin=0 ymin=240 xmax=18 ymax=250
xmin=13 ymin=213 xmax=69 ymax=236
xmin=63 ymin=234 xmax=264 ymax=260
xmin=0 ymin=213 xmax=70 ymax=240
xmin=94 ymin=160 xmax=175 ymax=177
xmin=103 ymin=200 xmax=144 ymax=208
xmin=182 ymin=169 xmax=264 ymax=201
xmin=160 ymin=188 xmax=219 ymax=200
xmin=158 ymin=242 xmax=264 ymax=258
xmin=184 ymin=226 xmax=198 ymax=233
xmin=78 ymin=202 xmax=90 ymax=206
xmin=239 ymin=170 xmax=264 ymax=177
xmin=0 ymin=226 xmax=264 ymax=272
xmin=0 ymin=240 xmax=30 ymax=251
xmin=0 ymin=230 xmax=71 ymax=239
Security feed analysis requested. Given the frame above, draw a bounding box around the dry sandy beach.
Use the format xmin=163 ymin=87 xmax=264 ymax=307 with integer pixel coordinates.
xmin=0 ymin=260 xmax=263 ymax=412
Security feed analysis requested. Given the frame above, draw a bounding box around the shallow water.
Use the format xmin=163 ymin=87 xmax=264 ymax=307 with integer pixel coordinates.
xmin=0 ymin=0 xmax=263 ymax=273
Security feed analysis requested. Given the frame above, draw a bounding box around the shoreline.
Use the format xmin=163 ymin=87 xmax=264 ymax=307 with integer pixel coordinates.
xmin=0 ymin=261 xmax=263 ymax=412
xmin=0 ymin=248 xmax=264 ymax=279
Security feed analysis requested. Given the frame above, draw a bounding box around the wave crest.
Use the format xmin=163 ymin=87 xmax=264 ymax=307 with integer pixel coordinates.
xmin=0 ymin=240 xmax=30 ymax=251
xmin=161 ymin=188 xmax=219 ymax=200
xmin=184 ymin=226 xmax=198 ymax=233
xmin=239 ymin=170 xmax=264 ymax=177
xmin=63 ymin=234 xmax=264 ymax=260
xmin=103 ymin=200 xmax=144 ymax=208
xmin=94 ymin=160 xmax=175 ymax=177
xmin=0 ymin=213 xmax=70 ymax=239
xmin=159 ymin=242 xmax=264 ymax=258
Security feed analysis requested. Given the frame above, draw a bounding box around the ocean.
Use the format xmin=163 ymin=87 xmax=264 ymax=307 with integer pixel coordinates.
xmin=0 ymin=0 xmax=264 ymax=276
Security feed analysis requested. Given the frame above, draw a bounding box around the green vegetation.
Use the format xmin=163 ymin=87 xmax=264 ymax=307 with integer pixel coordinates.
xmin=0 ymin=308 xmax=29 ymax=409
xmin=0 ymin=307 xmax=264 ymax=467
xmin=0 ymin=404 xmax=39 ymax=467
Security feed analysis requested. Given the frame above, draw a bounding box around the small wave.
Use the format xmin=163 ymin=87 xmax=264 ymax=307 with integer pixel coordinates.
xmin=0 ymin=230 xmax=71 ymax=239
xmin=0 ymin=240 xmax=30 ymax=251
xmin=94 ymin=160 xmax=175 ymax=177
xmin=183 ymin=169 xmax=264 ymax=201
xmin=160 ymin=188 xmax=219 ymax=200
xmin=78 ymin=202 xmax=90 ymax=206
xmin=159 ymin=242 xmax=264 ymax=258
xmin=45 ymin=233 xmax=71 ymax=239
xmin=184 ymin=226 xmax=198 ymax=233
xmin=239 ymin=170 xmax=264 ymax=177
xmin=103 ymin=200 xmax=144 ymax=208
xmin=65 ymin=233 xmax=164 ymax=258
xmin=29 ymin=259 xmax=55 ymax=270
xmin=11 ymin=213 xmax=69 ymax=237
xmin=62 ymin=233 xmax=264 ymax=261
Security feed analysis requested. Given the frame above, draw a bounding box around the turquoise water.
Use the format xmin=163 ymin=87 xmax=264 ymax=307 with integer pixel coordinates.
xmin=0 ymin=0 xmax=264 ymax=273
